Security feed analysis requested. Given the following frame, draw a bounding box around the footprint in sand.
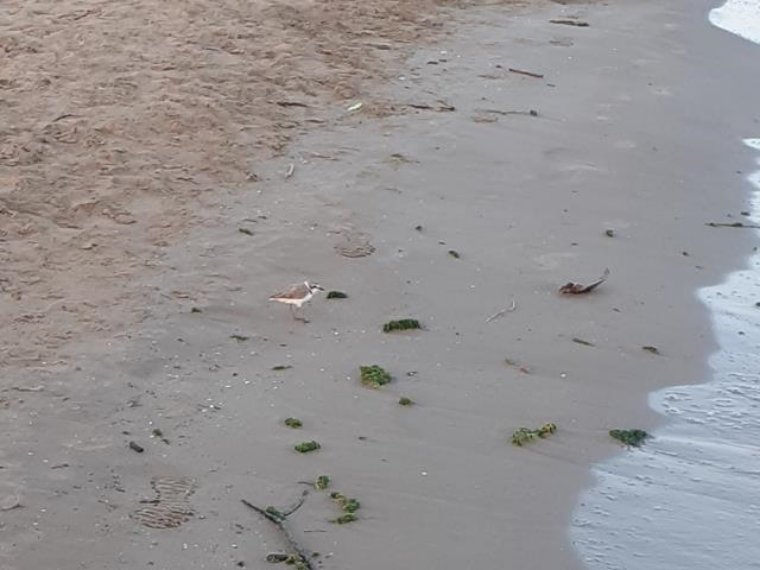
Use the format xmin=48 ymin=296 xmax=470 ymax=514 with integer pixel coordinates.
xmin=131 ymin=476 xmax=196 ymax=529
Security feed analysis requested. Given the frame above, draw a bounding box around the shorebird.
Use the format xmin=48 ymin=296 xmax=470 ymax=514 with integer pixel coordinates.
xmin=269 ymin=281 xmax=325 ymax=322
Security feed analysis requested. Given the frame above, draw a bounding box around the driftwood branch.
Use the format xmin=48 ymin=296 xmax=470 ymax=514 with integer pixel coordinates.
xmin=241 ymin=490 xmax=314 ymax=570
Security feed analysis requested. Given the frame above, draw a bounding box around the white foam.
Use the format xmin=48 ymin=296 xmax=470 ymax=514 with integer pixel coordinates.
xmin=709 ymin=0 xmax=760 ymax=45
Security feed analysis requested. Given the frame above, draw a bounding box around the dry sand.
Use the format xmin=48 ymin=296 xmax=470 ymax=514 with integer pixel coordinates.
xmin=2 ymin=0 xmax=759 ymax=569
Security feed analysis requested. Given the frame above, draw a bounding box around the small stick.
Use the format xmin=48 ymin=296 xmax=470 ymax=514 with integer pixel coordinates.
xmin=508 ymin=67 xmax=544 ymax=79
xmin=52 ymin=113 xmax=79 ymax=123
xmin=549 ymin=19 xmax=590 ymax=27
xmin=285 ymin=163 xmax=295 ymax=179
xmin=486 ymin=299 xmax=517 ymax=322
xmin=705 ymin=221 xmax=760 ymax=229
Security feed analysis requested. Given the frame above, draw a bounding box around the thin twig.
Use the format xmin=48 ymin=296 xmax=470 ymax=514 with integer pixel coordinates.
xmin=282 ymin=490 xmax=308 ymax=518
xmin=486 ymin=299 xmax=517 ymax=322
xmin=706 ymin=221 xmax=760 ymax=229
xmin=508 ymin=67 xmax=544 ymax=79
xmin=285 ymin=163 xmax=295 ymax=179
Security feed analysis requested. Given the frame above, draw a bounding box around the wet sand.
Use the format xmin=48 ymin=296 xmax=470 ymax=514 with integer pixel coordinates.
xmin=2 ymin=0 xmax=759 ymax=569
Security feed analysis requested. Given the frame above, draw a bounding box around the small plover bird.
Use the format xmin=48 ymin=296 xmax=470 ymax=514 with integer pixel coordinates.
xmin=269 ymin=281 xmax=325 ymax=322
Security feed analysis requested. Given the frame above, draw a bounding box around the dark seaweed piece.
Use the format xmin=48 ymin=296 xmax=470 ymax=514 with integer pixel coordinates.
xmin=326 ymin=291 xmax=348 ymax=299
xmin=231 ymin=334 xmax=250 ymax=342
xmin=239 ymin=228 xmax=254 ymax=236
xmin=448 ymin=250 xmax=461 ymax=259
xmin=272 ymin=365 xmax=293 ymax=371
xmin=609 ymin=429 xmax=650 ymax=447
xmin=382 ymin=319 xmax=422 ymax=333
xmin=642 ymin=346 xmax=660 ymax=355
xmin=284 ymin=418 xmax=303 ymax=429
xmin=294 ymin=441 xmax=321 ymax=453
xmin=191 ymin=307 xmax=203 ymax=313
xmin=398 ymin=397 xmax=414 ymax=406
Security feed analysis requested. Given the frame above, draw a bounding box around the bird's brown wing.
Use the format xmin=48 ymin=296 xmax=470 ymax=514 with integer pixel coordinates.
xmin=269 ymin=283 xmax=308 ymax=300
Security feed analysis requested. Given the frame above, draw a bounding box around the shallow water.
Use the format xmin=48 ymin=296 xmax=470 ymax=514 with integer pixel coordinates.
xmin=572 ymin=1 xmax=760 ymax=563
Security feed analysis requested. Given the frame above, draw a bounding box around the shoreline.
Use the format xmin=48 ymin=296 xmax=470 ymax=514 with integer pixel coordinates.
xmin=2 ymin=1 xmax=759 ymax=569
xmin=573 ymin=2 xmax=760 ymax=567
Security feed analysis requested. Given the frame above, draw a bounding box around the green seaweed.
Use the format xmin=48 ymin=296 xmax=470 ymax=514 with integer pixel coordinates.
xmin=151 ymin=428 xmax=170 ymax=444
xmin=330 ymin=513 xmax=358 ymax=525
xmin=238 ymin=227 xmax=254 ymax=236
xmin=448 ymin=250 xmax=461 ymax=259
xmin=398 ymin=396 xmax=414 ymax=406
xmin=360 ymin=365 xmax=392 ymax=388
xmin=609 ymin=429 xmax=650 ymax=447
xmin=511 ymin=423 xmax=557 ymax=446
xmin=294 ymin=441 xmax=320 ymax=453
xmin=382 ymin=319 xmax=421 ymax=333
xmin=230 ymin=334 xmax=250 ymax=342
xmin=191 ymin=307 xmax=203 ymax=313
xmin=326 ymin=291 xmax=348 ymax=299
xmin=331 ymin=492 xmax=360 ymax=513
xmin=315 ymin=475 xmax=331 ymax=490
xmin=284 ymin=418 xmax=303 ymax=429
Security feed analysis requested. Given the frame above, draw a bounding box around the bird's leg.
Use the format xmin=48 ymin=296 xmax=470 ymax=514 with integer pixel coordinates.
xmin=294 ymin=305 xmax=309 ymax=323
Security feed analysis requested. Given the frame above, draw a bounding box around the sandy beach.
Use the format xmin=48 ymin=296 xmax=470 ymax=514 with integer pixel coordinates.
xmin=2 ymin=0 xmax=760 ymax=569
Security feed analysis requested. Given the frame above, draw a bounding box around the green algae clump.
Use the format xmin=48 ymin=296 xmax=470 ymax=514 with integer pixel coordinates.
xmin=315 ymin=475 xmax=331 ymax=490
xmin=609 ymin=429 xmax=650 ymax=447
xmin=511 ymin=423 xmax=557 ymax=447
xmin=360 ymin=365 xmax=392 ymax=388
xmin=294 ymin=441 xmax=321 ymax=453
xmin=382 ymin=319 xmax=421 ymax=333
xmin=284 ymin=417 xmax=303 ymax=429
